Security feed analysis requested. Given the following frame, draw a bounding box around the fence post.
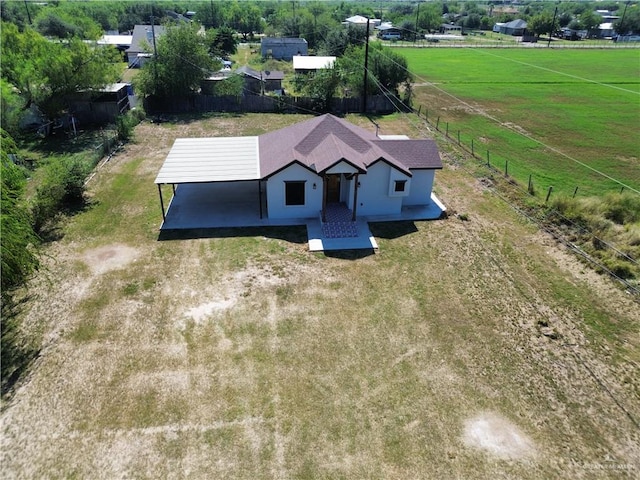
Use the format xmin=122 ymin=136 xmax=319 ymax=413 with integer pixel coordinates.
xmin=446 ymin=122 xmax=449 ymax=137
xmin=418 ymin=105 xmax=422 ymax=116
xmin=471 ymin=139 xmax=474 ymax=157
xmin=505 ymin=159 xmax=508 ymax=177
xmin=436 ymin=117 xmax=440 ymax=130
xmin=425 ymin=108 xmax=428 ymax=121
xmin=620 ymin=186 xmax=625 ymax=194
xmin=457 ymin=130 xmax=461 ymax=145
xmin=545 ymin=186 xmax=553 ymax=203
xmin=528 ymin=174 xmax=533 ymax=194
xmin=486 ymin=150 xmax=490 ymax=168
xmin=573 ymin=186 xmax=579 ymax=198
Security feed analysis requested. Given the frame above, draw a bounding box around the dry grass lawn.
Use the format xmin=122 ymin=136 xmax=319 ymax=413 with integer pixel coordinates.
xmin=1 ymin=114 xmax=638 ymax=479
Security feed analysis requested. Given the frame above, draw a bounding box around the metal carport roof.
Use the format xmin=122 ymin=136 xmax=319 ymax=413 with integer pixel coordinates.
xmin=154 ymin=136 xmax=260 ymax=184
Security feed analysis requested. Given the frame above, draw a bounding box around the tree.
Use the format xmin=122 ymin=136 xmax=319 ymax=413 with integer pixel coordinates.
xmin=1 ymin=23 xmax=121 ymax=122
xmin=228 ymin=1 xmax=264 ymax=40
xmin=135 ymin=24 xmax=218 ymax=97
xmin=1 ymin=130 xmax=41 ymax=390
xmin=205 ymin=26 xmax=238 ymax=58
xmin=615 ymin=6 xmax=640 ymax=35
xmin=528 ymin=12 xmax=555 ymax=38
xmin=418 ymin=3 xmax=444 ymax=33
xmin=1 ymin=78 xmax=25 ymax=136
xmin=294 ymin=68 xmax=341 ymax=112
xmin=337 ymin=44 xmax=412 ymax=99
xmin=579 ymin=10 xmax=601 ymax=38
xmin=35 ymin=11 xmax=101 ymax=39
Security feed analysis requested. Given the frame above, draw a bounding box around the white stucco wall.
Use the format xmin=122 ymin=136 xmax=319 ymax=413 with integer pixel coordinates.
xmin=402 ymin=169 xmax=435 ymax=206
xmin=266 ymin=163 xmax=322 ymax=219
xmin=350 ymin=162 xmax=407 ymax=216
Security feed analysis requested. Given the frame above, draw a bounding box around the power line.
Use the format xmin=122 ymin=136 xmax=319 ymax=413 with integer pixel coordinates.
xmin=368 ymin=45 xmax=640 ymax=195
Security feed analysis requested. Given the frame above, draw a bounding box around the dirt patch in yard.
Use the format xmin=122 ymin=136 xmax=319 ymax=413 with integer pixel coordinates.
xmin=83 ymin=244 xmax=140 ymax=275
xmin=463 ymin=412 xmax=536 ymax=460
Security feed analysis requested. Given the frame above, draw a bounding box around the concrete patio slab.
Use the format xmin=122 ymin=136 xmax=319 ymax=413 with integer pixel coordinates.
xmin=158 ymin=184 xmax=444 ymax=252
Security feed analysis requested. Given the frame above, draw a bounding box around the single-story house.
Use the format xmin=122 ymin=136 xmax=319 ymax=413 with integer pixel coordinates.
xmin=441 ymin=24 xmax=463 ymax=34
xmin=342 ymin=15 xmax=381 ymax=28
xmin=155 ymin=114 xmax=444 ymax=237
xmin=236 ymin=65 xmax=284 ymax=94
xmin=376 ymin=23 xmax=402 ymax=40
xmin=293 ymin=55 xmax=336 ymax=74
xmin=97 ymin=34 xmax=133 ymax=51
xmin=126 ymin=24 xmax=166 ymax=67
xmin=261 ymin=37 xmax=308 ymax=60
xmin=499 ymin=19 xmax=527 ymax=36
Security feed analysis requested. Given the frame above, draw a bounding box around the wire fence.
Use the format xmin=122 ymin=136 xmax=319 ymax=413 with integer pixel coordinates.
xmin=413 ymin=105 xmax=639 ymax=199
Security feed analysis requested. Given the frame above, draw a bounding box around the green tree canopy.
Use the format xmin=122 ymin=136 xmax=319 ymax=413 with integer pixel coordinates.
xmin=528 ymin=12 xmax=556 ymax=37
xmin=1 ymin=22 xmax=121 ymax=121
xmin=135 ymin=24 xmax=219 ymax=97
xmin=205 ymin=26 xmax=238 ymax=58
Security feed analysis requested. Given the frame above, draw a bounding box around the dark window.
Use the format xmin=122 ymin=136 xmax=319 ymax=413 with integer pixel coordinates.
xmin=285 ymin=181 xmax=305 ymax=206
xmin=394 ymin=180 xmax=407 ymax=193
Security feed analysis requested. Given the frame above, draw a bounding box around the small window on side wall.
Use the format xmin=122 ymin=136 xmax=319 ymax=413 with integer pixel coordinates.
xmin=394 ymin=180 xmax=407 ymax=193
xmin=285 ymin=181 xmax=305 ymax=206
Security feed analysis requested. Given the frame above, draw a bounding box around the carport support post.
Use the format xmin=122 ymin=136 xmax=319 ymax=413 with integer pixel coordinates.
xmin=158 ymin=184 xmax=166 ymax=221
xmin=258 ymin=181 xmax=263 ymax=219
xmin=352 ymin=173 xmax=359 ymax=221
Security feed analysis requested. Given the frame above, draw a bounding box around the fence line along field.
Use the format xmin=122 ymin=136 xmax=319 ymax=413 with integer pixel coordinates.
xmin=1 ymin=114 xmax=639 ymax=479
xmin=403 ymin=48 xmax=640 ymax=197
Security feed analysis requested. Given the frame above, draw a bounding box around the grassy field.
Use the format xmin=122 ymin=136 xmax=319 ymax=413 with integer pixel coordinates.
xmin=1 ymin=114 xmax=639 ymax=479
xmin=401 ymin=48 xmax=640 ymax=197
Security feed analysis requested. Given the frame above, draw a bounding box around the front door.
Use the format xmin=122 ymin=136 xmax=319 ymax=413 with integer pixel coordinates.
xmin=326 ymin=175 xmax=340 ymax=203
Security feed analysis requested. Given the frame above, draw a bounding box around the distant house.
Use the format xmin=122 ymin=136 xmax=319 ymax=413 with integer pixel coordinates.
xmin=499 ymin=19 xmax=527 ymax=36
xmin=155 ymin=114 xmax=445 ymax=241
xmin=261 ymin=37 xmax=308 ymax=60
xmin=343 ymin=15 xmax=380 ymax=28
xmin=440 ymin=24 xmax=463 ymax=34
xmin=126 ymin=25 xmax=166 ymax=67
xmin=293 ymin=56 xmax=336 ymax=74
xmin=376 ymin=23 xmax=402 ymax=40
xmin=236 ymin=66 xmax=284 ymax=95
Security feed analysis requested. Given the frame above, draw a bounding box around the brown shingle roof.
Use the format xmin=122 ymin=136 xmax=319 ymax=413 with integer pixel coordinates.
xmin=259 ymin=114 xmax=442 ymax=178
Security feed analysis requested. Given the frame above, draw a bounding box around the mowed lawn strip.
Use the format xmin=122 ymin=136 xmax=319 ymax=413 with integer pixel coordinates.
xmin=403 ymin=48 xmax=640 ymax=196
xmin=1 ymin=115 xmax=638 ymax=479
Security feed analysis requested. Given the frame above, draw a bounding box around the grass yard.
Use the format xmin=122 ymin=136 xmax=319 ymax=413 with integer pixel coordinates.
xmin=402 ymin=48 xmax=640 ymax=197
xmin=1 ymin=114 xmax=638 ymax=479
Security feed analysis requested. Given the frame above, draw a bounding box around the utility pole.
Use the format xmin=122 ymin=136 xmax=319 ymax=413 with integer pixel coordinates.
xmin=619 ymin=1 xmax=631 ymax=37
xmin=414 ymin=2 xmax=420 ymax=43
xmin=23 ymin=0 xmax=32 ymax=25
xmin=151 ymin=17 xmax=159 ymax=95
xmin=548 ymin=6 xmax=558 ymax=47
xmin=362 ymin=18 xmax=370 ymax=114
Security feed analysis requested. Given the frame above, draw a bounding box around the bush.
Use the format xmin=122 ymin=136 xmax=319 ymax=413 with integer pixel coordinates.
xmin=31 ymin=156 xmax=90 ymax=233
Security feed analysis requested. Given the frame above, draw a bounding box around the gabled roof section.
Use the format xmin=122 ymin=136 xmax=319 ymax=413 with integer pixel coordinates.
xmin=127 ymin=25 xmax=166 ymax=54
xmin=259 ymin=114 xmax=441 ymax=178
xmin=236 ymin=65 xmax=284 ymax=81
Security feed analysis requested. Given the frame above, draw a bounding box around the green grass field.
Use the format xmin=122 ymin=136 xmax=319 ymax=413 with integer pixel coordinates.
xmin=401 ymin=48 xmax=640 ymax=197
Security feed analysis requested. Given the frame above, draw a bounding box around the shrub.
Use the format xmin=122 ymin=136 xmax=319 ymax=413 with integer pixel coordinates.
xmin=31 ymin=156 xmax=90 ymax=233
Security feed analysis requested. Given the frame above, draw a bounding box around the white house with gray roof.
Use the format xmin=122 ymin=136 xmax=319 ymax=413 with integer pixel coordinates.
xmin=154 ymin=115 xmax=445 ymax=250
